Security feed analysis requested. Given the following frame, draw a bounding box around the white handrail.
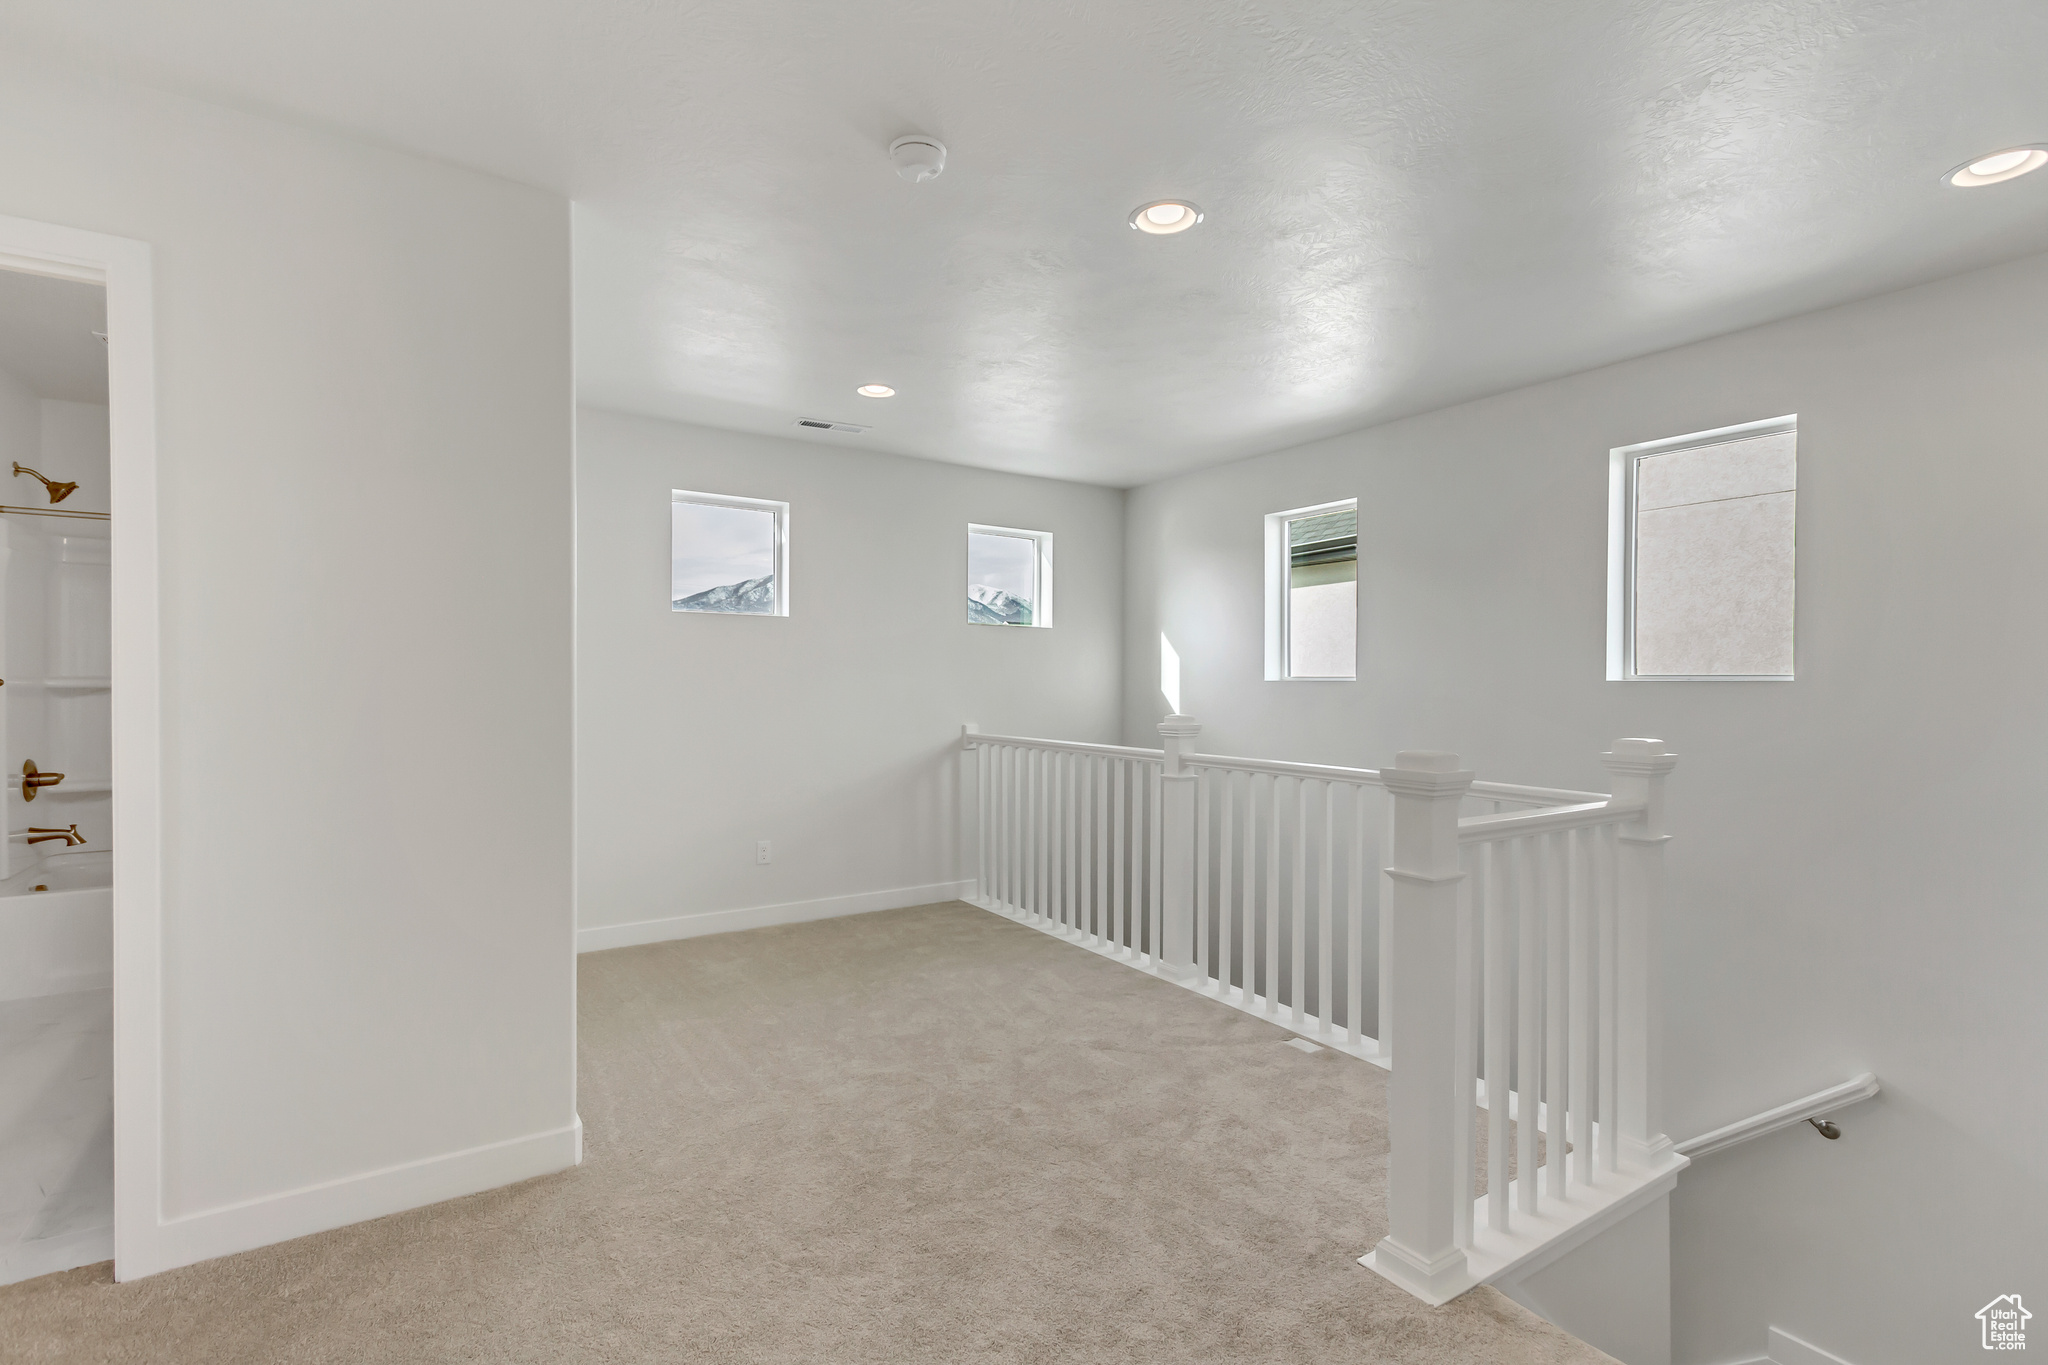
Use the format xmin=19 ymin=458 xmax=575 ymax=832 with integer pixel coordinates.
xmin=1458 ymin=799 xmax=1646 ymax=843
xmin=1188 ymin=752 xmax=1384 ymax=784
xmin=1462 ymin=779 xmax=1612 ymax=807
xmin=1675 ymin=1073 xmax=1881 ymax=1158
xmin=965 ymin=731 xmax=1165 ymax=761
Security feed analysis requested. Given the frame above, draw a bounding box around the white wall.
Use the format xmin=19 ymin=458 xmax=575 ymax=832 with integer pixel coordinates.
xmin=0 ymin=58 xmax=575 ymax=1268
xmin=1122 ymin=250 xmax=2048 ymax=1365
xmin=40 ymin=398 xmax=112 ymax=515
xmin=577 ymin=408 xmax=1122 ymax=947
xmin=0 ymin=362 xmax=36 ymax=482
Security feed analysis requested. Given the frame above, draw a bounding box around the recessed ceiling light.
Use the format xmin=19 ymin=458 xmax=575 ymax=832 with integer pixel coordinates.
xmin=856 ymin=384 xmax=896 ymax=398
xmin=1946 ymin=145 xmax=2048 ymax=187
xmin=1129 ymin=200 xmax=1203 ymax=234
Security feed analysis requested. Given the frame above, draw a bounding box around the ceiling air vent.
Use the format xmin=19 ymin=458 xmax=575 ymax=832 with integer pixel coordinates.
xmin=793 ymin=419 xmax=869 ymax=435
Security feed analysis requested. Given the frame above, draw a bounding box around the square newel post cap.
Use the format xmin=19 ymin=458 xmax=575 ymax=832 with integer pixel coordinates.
xmin=1382 ymin=750 xmax=1475 ymax=797
xmin=1157 ymin=714 xmax=1201 ymax=775
xmin=1601 ymin=737 xmax=1678 ymax=775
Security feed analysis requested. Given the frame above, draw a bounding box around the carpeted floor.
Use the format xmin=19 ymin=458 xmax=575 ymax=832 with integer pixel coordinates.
xmin=0 ymin=901 xmax=1612 ymax=1363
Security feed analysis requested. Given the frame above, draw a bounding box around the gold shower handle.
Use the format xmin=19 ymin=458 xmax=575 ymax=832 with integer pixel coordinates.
xmin=22 ymin=760 xmax=65 ymax=801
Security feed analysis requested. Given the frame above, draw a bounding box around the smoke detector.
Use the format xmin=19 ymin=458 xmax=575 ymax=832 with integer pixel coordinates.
xmin=889 ymin=135 xmax=947 ymax=183
xmin=793 ymin=418 xmax=869 ymax=435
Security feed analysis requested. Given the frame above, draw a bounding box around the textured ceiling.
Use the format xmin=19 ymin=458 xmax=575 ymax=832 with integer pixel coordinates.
xmin=5 ymin=1 xmax=2047 ymax=484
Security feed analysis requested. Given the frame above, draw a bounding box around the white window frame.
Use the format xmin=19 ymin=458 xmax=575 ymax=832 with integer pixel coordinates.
xmin=1607 ymin=414 xmax=1796 ymax=682
xmin=1264 ymin=498 xmax=1358 ymax=681
xmin=672 ymin=488 xmax=790 ymax=617
xmin=965 ymin=523 xmax=1053 ymax=628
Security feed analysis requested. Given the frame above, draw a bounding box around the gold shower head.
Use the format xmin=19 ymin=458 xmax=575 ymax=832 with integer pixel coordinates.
xmin=11 ymin=464 xmax=77 ymax=504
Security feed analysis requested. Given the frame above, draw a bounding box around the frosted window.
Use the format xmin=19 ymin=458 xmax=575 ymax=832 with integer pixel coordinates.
xmin=968 ymin=526 xmax=1048 ymax=627
xmin=672 ymin=492 xmax=785 ymax=615
xmin=1286 ymin=506 xmax=1357 ymax=679
xmin=1629 ymin=429 xmax=1795 ymax=677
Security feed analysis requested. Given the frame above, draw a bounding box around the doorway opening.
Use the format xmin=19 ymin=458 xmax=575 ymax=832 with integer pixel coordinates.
xmin=0 ymin=265 xmax=112 ymax=1285
xmin=0 ymin=214 xmax=158 ymax=1284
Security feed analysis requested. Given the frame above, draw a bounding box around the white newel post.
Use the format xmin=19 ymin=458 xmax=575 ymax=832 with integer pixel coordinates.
xmin=1157 ymin=714 xmax=1201 ymax=979
xmin=960 ymin=723 xmax=981 ymax=901
xmin=1601 ymin=737 xmax=1677 ymax=1166
xmin=1367 ymin=750 xmax=1475 ymax=1303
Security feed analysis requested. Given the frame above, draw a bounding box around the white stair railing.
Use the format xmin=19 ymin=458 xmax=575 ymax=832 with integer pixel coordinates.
xmin=959 ymin=719 xmax=1683 ymax=1307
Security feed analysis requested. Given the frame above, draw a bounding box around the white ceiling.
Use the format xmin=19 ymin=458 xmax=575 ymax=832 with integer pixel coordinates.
xmin=0 ymin=268 xmax=107 ymax=404
xmin=5 ymin=1 xmax=2047 ymax=485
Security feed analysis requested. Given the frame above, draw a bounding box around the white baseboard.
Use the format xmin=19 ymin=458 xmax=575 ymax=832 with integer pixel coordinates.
xmin=118 ymin=1117 xmax=581 ymax=1281
xmin=1766 ymin=1327 xmax=1857 ymax=1365
xmin=576 ymin=880 xmax=974 ymax=954
xmin=1721 ymin=1327 xmax=1860 ymax=1365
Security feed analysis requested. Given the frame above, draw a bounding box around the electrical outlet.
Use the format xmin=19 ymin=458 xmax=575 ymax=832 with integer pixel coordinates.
xmin=756 ymin=840 xmax=772 ymax=865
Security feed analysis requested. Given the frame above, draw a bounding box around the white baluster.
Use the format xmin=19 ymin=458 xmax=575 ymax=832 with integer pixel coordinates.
xmin=1602 ymin=738 xmax=1677 ymax=1166
xmin=1379 ymin=794 xmax=1396 ymax=1061
xmin=1070 ymin=751 xmax=1084 ymax=936
xmin=1515 ymin=836 xmax=1541 ymax=1216
xmin=1483 ymin=840 xmax=1511 ymax=1233
xmin=1050 ymin=751 xmax=1063 ymax=928
xmin=1051 ymin=752 xmax=1064 ymax=930
xmin=1366 ymin=750 xmax=1475 ymax=1302
xmin=1453 ymin=844 xmax=1478 ymax=1249
xmin=1050 ymin=751 xmax=1061 ymax=927
xmin=1076 ymin=753 xmax=1088 ymax=937
xmin=1094 ymin=756 xmax=1108 ymax=945
xmin=997 ymin=747 xmax=1010 ymax=912
xmin=1149 ymin=760 xmax=1164 ymax=963
xmin=1113 ymin=758 xmax=1126 ymax=952
xmin=1219 ymin=771 xmax=1236 ymax=997
xmin=1048 ymin=753 xmax=1064 ymax=925
xmin=1568 ymin=826 xmax=1594 ymax=1189
xmin=1597 ymin=823 xmax=1620 ymax=1174
xmin=1320 ymin=781 xmax=1335 ymax=1037
xmin=1038 ymin=748 xmax=1051 ymax=923
xmin=1066 ymin=751 xmax=1078 ymax=933
xmin=1349 ymin=783 xmax=1367 ymax=1049
xmin=1015 ymin=748 xmax=1028 ymax=918
xmin=1008 ymin=747 xmax=1020 ymax=915
xmin=1266 ymin=773 xmax=1281 ymax=1016
xmin=1292 ymin=776 xmax=1308 ymax=1028
xmin=1019 ymin=747 xmax=1030 ymax=918
xmin=1064 ymin=751 xmax=1077 ymax=933
xmin=1544 ymin=832 xmax=1568 ymax=1203
xmin=1021 ymin=749 xmax=1034 ymax=918
xmin=1196 ymin=768 xmax=1211 ymax=981
xmin=1242 ymin=774 xmax=1257 ymax=1005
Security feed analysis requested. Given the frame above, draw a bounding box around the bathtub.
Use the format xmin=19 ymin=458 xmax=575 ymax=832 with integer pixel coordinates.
xmin=0 ymin=850 xmax=111 ymax=1001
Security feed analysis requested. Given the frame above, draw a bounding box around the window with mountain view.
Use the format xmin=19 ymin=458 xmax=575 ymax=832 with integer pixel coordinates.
xmin=672 ymin=490 xmax=788 ymax=616
xmin=967 ymin=525 xmax=1050 ymax=628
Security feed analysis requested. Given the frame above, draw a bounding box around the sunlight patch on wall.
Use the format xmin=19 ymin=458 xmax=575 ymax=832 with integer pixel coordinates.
xmin=1160 ymin=633 xmax=1182 ymax=714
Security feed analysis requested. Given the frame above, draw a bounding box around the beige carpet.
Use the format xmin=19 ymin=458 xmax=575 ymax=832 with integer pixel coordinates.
xmin=0 ymin=901 xmax=1612 ymax=1363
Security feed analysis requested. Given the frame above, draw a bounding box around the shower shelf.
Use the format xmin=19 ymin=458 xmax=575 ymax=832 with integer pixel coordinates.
xmin=5 ymin=677 xmax=112 ymax=690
